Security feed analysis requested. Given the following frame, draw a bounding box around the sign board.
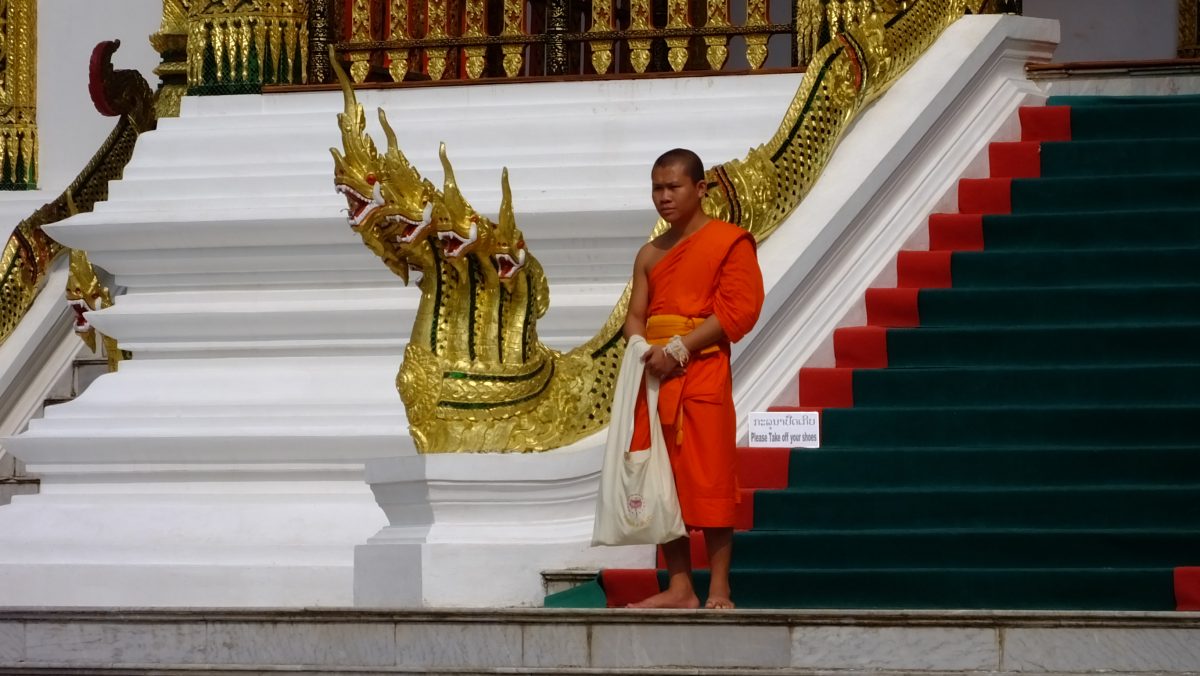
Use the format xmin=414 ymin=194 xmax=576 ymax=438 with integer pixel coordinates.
xmin=748 ymin=411 xmax=820 ymax=448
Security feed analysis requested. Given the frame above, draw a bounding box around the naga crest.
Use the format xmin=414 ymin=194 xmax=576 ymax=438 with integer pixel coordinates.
xmin=330 ymin=59 xmax=626 ymax=453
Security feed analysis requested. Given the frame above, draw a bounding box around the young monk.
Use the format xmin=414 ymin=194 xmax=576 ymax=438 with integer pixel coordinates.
xmin=623 ymin=148 xmax=765 ymax=609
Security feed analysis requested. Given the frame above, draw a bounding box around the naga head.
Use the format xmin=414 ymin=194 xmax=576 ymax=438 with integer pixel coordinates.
xmin=63 ymin=191 xmax=120 ymax=368
xmin=66 ymin=248 xmax=108 ymax=352
xmin=492 ymin=168 xmax=529 ymax=291
xmin=431 ymin=143 xmax=489 ymax=267
xmin=330 ymin=54 xmax=436 ymax=284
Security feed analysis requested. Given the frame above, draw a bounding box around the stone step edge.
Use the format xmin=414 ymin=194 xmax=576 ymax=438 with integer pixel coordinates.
xmin=16 ymin=667 xmax=1180 ymax=676
xmin=0 ymin=667 xmax=1193 ymax=676
xmin=2 ymin=607 xmax=1197 ymax=627
xmin=3 ymin=609 xmax=1200 ymax=675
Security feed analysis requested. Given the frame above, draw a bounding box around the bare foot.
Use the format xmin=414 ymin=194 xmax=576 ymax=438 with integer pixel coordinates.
xmin=704 ymin=595 xmax=735 ymax=610
xmin=627 ymin=587 xmax=700 ymax=609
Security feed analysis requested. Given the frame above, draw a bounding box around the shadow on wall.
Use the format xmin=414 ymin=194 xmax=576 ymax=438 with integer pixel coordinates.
xmin=1024 ymin=0 xmax=1179 ymax=62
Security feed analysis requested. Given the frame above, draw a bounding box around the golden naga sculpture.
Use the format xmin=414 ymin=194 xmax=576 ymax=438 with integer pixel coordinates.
xmin=332 ymin=61 xmax=626 ymax=452
xmin=332 ymin=0 xmax=991 ymax=453
xmin=64 ymin=194 xmax=124 ymax=372
xmin=0 ymin=40 xmax=152 ymax=363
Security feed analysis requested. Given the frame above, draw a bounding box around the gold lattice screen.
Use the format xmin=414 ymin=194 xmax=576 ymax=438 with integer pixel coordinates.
xmin=185 ymin=0 xmax=310 ymax=94
xmin=0 ymin=0 xmax=37 ymax=190
xmin=1181 ymin=0 xmax=1199 ymax=57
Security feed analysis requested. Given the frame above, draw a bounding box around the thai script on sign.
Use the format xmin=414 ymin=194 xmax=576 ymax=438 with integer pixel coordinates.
xmin=748 ymin=411 xmax=820 ymax=448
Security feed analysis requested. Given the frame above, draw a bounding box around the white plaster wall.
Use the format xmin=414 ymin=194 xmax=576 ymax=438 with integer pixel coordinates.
xmin=1024 ymin=0 xmax=1178 ymax=62
xmin=36 ymin=0 xmax=163 ymax=195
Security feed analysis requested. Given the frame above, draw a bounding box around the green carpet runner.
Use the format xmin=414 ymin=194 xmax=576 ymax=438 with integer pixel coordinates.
xmin=546 ymin=93 xmax=1200 ymax=610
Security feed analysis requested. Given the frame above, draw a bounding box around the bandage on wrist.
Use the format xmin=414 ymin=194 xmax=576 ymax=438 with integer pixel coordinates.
xmin=664 ymin=335 xmax=690 ymax=366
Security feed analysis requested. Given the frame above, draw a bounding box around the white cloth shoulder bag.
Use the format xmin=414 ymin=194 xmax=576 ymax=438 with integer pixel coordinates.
xmin=592 ymin=335 xmax=688 ymax=546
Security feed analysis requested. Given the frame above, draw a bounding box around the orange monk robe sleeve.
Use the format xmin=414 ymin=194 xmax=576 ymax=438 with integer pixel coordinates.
xmin=712 ymin=236 xmax=764 ymax=343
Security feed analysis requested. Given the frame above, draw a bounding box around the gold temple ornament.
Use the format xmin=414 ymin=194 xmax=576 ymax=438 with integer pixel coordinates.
xmin=185 ymin=0 xmax=309 ymax=93
xmin=0 ymin=0 xmax=37 ymax=189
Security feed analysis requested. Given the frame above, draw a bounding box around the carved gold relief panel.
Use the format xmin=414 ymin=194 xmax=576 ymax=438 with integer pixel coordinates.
xmin=0 ymin=0 xmax=36 ymax=189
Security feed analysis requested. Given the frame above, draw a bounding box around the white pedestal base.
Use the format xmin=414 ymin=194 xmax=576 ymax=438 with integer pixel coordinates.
xmin=0 ymin=478 xmax=387 ymax=606
xmin=355 ymin=438 xmax=652 ymax=607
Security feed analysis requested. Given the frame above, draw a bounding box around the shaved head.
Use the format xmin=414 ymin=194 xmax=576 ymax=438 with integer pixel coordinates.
xmin=653 ymin=148 xmax=705 ymax=184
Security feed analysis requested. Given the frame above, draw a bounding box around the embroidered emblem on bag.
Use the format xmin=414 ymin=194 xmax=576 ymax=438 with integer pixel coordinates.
xmin=627 ymin=494 xmax=644 ymax=518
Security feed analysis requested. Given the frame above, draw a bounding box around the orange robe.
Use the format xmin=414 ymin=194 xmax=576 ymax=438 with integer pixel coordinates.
xmin=630 ymin=219 xmax=765 ymax=528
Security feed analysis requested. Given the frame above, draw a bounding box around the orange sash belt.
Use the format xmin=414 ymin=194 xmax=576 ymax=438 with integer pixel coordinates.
xmin=644 ymin=315 xmax=718 ymax=444
xmin=645 ymin=315 xmax=720 ymax=353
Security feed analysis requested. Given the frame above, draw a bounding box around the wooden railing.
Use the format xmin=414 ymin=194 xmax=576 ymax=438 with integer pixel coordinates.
xmin=175 ymin=0 xmax=1021 ymax=90
xmin=334 ymin=0 xmax=797 ymax=82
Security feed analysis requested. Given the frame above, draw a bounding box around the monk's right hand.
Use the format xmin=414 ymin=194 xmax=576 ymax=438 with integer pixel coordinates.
xmin=644 ymin=346 xmax=686 ymax=380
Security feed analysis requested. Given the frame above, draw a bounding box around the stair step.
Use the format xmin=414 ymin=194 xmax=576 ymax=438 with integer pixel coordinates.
xmin=822 ymin=405 xmax=1200 ymax=447
xmin=0 ymin=477 xmax=39 ymax=506
xmin=837 ymin=323 xmax=1200 ymax=368
xmin=732 ymin=529 xmax=1200 ymax=568
xmin=805 ymin=365 xmax=1200 ymax=407
xmin=1009 ymin=174 xmax=1200 ymax=214
xmin=951 ymin=248 xmax=1200 ymax=288
xmin=1039 ymin=139 xmax=1200 ymax=178
xmin=930 ymin=210 xmax=1200 ymax=253
xmin=752 ymin=484 xmax=1200 ymax=529
xmin=868 ymin=285 xmax=1200 ymax=328
xmin=682 ymin=567 xmax=1177 ymax=610
xmin=990 ymin=139 xmax=1200 ymax=179
xmin=788 ymin=446 xmax=1200 ymax=488
xmin=897 ymin=248 xmax=1200 ymax=289
xmin=1019 ymin=106 xmax=1072 ymax=142
xmin=1057 ymin=102 xmax=1200 ymax=141
xmin=978 ymin=210 xmax=1200 ymax=251
xmin=1047 ymin=94 xmax=1200 ymax=106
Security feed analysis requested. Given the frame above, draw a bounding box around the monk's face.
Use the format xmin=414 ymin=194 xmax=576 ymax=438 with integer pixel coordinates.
xmin=651 ymin=163 xmax=706 ymax=226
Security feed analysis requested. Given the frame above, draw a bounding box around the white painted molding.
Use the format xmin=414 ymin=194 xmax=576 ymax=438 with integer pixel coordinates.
xmin=0 ymin=257 xmax=87 ymax=465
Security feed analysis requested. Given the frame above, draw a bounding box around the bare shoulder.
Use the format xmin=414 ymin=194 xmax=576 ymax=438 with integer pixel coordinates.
xmin=634 ymin=240 xmax=665 ymax=273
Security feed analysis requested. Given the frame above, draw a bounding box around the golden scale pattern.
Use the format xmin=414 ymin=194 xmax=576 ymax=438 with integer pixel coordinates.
xmin=331 ymin=0 xmax=992 ymax=453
